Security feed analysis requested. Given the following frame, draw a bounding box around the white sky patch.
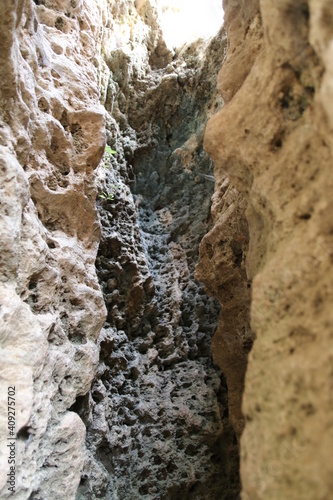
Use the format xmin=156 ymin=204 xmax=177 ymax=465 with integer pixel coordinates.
xmin=156 ymin=0 xmax=224 ymax=48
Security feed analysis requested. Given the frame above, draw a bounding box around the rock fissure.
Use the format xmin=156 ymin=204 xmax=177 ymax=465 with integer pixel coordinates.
xmin=1 ymin=0 xmax=333 ymax=499
xmin=79 ymin=13 xmax=241 ymax=497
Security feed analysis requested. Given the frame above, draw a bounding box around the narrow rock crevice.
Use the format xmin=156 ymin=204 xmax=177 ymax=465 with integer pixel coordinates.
xmin=78 ymin=20 xmax=242 ymax=498
xmin=2 ymin=0 xmax=332 ymax=499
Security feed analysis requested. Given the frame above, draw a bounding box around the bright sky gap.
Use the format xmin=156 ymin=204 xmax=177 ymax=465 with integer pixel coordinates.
xmin=156 ymin=0 xmax=224 ymax=48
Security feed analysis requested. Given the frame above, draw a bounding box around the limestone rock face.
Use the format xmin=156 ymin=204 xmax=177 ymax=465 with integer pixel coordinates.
xmin=78 ymin=20 xmax=241 ymax=497
xmin=1 ymin=0 xmax=239 ymax=497
xmin=195 ymin=175 xmax=253 ymax=441
xmin=6 ymin=0 xmax=332 ymax=497
xmin=0 ymin=0 xmax=106 ymax=498
xmin=202 ymin=0 xmax=333 ymax=498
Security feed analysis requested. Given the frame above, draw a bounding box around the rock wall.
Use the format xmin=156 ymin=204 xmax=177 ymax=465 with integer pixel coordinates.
xmin=0 ymin=0 xmax=242 ymax=498
xmin=0 ymin=0 xmax=106 ymax=498
xmin=78 ymin=7 xmax=241 ymax=497
xmin=4 ymin=0 xmax=331 ymax=498
xmin=202 ymin=0 xmax=333 ymax=498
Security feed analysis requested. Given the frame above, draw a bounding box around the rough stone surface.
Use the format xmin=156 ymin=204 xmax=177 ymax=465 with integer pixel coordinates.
xmin=0 ymin=0 xmax=106 ymax=498
xmin=77 ymin=13 xmax=241 ymax=497
xmin=1 ymin=0 xmax=240 ymax=498
xmin=196 ymin=175 xmax=253 ymax=441
xmin=203 ymin=0 xmax=333 ymax=498
xmin=5 ymin=0 xmax=332 ymax=498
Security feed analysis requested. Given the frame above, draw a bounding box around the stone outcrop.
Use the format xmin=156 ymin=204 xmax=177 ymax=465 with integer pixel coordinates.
xmin=1 ymin=0 xmax=239 ymax=498
xmin=2 ymin=0 xmax=332 ymax=498
xmin=78 ymin=12 xmax=241 ymax=498
xmin=201 ymin=0 xmax=333 ymax=498
xmin=195 ymin=175 xmax=253 ymax=441
xmin=0 ymin=0 xmax=106 ymax=498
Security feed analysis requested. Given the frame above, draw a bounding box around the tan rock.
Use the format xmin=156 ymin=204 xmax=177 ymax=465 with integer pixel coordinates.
xmin=196 ymin=174 xmax=253 ymax=439
xmin=202 ymin=0 xmax=333 ymax=498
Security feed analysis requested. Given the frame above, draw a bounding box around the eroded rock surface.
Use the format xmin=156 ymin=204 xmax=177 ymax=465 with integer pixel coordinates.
xmin=0 ymin=0 xmax=106 ymax=498
xmin=77 ymin=12 xmax=241 ymax=497
xmin=196 ymin=175 xmax=253 ymax=441
xmin=4 ymin=0 xmax=331 ymax=498
xmin=1 ymin=0 xmax=241 ymax=497
xmin=202 ymin=0 xmax=333 ymax=498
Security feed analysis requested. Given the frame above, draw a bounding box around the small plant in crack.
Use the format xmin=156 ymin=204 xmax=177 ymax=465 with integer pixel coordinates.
xmin=99 ymin=184 xmax=120 ymax=202
xmin=102 ymin=145 xmax=117 ymax=170
xmin=105 ymin=145 xmax=116 ymax=155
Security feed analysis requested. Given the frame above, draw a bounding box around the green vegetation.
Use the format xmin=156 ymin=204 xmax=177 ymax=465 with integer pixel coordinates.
xmin=105 ymin=145 xmax=116 ymax=156
xmin=102 ymin=145 xmax=117 ymax=170
xmin=99 ymin=184 xmax=120 ymax=202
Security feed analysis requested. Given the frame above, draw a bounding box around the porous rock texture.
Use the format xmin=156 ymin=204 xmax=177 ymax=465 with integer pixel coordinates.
xmin=1 ymin=0 xmax=242 ymax=499
xmin=4 ymin=0 xmax=333 ymax=498
xmin=0 ymin=0 xmax=106 ymax=498
xmin=77 ymin=6 xmax=241 ymax=497
xmin=201 ymin=0 xmax=333 ymax=498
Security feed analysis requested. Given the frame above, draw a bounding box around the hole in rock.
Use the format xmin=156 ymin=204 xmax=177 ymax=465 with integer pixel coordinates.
xmin=299 ymin=212 xmax=312 ymax=220
xmin=17 ymin=426 xmax=31 ymax=440
xmin=47 ymin=239 xmax=56 ymax=249
xmin=69 ymin=394 xmax=90 ymax=423
xmin=28 ymin=272 xmax=42 ymax=291
xmin=38 ymin=97 xmax=49 ymax=113
xmin=55 ymin=17 xmax=65 ymax=32
xmin=68 ymin=330 xmax=86 ymax=344
xmin=60 ymin=110 xmax=69 ymax=130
